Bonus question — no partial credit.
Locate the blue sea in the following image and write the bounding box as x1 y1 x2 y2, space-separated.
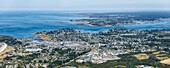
0 11 170 38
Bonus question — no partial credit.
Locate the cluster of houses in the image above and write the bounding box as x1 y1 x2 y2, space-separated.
76 49 128 64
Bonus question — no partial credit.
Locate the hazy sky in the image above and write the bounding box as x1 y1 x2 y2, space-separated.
0 0 170 11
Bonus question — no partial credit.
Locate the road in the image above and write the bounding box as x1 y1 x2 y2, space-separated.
0 42 7 53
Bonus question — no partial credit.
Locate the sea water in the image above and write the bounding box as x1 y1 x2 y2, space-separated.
0 11 170 38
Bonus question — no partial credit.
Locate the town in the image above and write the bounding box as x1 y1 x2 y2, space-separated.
0 28 170 68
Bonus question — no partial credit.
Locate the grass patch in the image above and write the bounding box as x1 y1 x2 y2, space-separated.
152 51 160 55
133 53 149 60
160 58 170 65
156 56 169 61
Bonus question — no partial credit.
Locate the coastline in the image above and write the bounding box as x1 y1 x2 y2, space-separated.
0 43 7 53
1 12 170 38
74 18 170 27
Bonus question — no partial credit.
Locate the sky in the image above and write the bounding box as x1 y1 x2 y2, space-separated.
0 0 170 11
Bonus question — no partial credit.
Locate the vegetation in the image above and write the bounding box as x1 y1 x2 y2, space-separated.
133 53 149 60
65 52 170 68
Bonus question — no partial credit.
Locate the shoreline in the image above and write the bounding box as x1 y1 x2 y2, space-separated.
33 28 170 42
75 18 170 27
0 43 7 53
1 27 170 39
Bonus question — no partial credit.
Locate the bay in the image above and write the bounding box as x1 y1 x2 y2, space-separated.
0 11 170 38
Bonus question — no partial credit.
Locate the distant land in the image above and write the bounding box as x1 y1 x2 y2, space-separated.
73 12 170 26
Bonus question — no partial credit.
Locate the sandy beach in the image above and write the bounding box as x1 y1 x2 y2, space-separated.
0 43 7 53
